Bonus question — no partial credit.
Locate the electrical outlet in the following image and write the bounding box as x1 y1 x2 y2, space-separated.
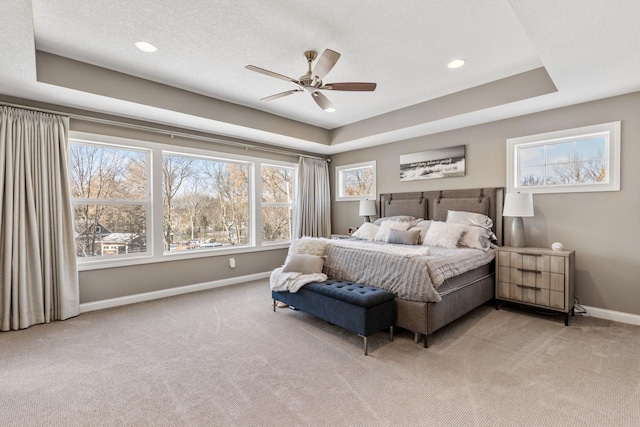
229 258 236 268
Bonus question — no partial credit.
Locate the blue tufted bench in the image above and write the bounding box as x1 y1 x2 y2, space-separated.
272 279 396 355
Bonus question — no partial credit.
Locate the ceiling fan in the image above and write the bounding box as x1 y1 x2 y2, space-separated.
245 49 377 112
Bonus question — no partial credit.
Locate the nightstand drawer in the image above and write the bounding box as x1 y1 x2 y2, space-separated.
500 283 550 306
508 252 565 273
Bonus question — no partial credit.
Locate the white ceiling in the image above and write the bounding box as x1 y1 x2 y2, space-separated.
1 0 640 155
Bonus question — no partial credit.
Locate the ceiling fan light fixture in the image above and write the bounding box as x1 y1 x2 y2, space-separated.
246 49 375 112
135 41 158 53
447 59 466 69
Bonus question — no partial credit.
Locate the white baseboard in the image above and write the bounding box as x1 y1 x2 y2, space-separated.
582 305 640 327
79 271 271 313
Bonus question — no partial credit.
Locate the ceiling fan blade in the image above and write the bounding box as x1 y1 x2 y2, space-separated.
322 82 377 91
245 65 300 84
312 91 335 112
312 49 341 80
260 90 301 101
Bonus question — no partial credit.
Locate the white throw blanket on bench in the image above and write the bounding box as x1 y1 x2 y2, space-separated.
269 267 327 293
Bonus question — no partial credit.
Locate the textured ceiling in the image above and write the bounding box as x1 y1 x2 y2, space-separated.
1 0 640 154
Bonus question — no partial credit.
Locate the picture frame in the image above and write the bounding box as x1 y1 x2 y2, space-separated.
400 145 465 181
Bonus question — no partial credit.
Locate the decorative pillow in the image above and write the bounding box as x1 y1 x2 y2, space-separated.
446 210 494 230
282 254 324 274
432 198 489 222
459 225 496 251
386 228 421 245
409 220 432 243
373 215 416 226
351 222 380 241
374 221 411 242
422 221 466 249
289 237 328 256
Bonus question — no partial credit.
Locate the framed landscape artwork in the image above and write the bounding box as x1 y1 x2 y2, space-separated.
400 145 466 181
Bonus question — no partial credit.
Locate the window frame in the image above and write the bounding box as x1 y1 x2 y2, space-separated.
506 121 621 194
335 160 377 201
160 150 254 254
70 138 153 261
69 131 297 271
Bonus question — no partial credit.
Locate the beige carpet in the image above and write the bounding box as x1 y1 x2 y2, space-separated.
1 279 639 427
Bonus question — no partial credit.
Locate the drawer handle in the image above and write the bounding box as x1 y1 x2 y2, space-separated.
517 268 541 274
516 284 541 291
515 253 542 256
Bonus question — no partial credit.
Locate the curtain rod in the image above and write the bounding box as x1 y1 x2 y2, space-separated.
1 101 330 162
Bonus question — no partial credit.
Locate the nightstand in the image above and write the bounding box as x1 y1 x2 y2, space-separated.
495 246 575 325
330 234 351 240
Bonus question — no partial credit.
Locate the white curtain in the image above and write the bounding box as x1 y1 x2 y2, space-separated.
294 157 331 238
0 106 79 331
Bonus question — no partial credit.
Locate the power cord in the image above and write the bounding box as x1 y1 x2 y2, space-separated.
573 296 588 316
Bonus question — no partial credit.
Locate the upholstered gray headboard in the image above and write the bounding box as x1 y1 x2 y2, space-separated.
379 187 504 245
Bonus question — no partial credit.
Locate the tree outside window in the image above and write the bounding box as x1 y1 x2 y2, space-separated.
507 122 620 194
261 164 295 243
162 153 250 252
70 142 149 258
335 161 376 201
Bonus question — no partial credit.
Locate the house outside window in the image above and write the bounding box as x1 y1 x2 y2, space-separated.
507 122 621 194
335 160 376 201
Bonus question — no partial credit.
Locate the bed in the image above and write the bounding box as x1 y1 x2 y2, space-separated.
332 187 504 347
272 187 504 347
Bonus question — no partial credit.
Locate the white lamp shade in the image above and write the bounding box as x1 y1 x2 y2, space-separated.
359 199 377 217
503 193 534 217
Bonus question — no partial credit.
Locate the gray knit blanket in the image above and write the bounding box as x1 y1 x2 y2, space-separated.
322 241 494 303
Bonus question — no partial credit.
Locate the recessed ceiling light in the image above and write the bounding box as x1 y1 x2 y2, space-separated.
447 59 466 69
135 41 158 53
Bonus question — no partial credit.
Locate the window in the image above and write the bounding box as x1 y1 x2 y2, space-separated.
69 132 297 268
162 152 250 252
335 160 376 201
70 141 150 259
507 122 620 194
261 164 295 243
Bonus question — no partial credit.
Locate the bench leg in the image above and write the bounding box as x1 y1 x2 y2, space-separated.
362 335 368 356
272 299 276 312
390 326 394 342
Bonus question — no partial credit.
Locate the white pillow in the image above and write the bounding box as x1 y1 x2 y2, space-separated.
374 221 411 242
459 225 495 251
446 210 494 230
423 221 466 249
373 215 416 226
282 254 324 274
289 237 328 256
351 222 380 241
409 220 432 244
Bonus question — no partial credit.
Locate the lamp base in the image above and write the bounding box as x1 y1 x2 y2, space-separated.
509 217 526 247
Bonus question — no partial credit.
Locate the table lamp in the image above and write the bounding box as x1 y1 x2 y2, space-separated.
359 199 377 223
502 192 534 247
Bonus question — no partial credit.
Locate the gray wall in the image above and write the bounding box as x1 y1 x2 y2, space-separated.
79 249 287 303
330 92 640 316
